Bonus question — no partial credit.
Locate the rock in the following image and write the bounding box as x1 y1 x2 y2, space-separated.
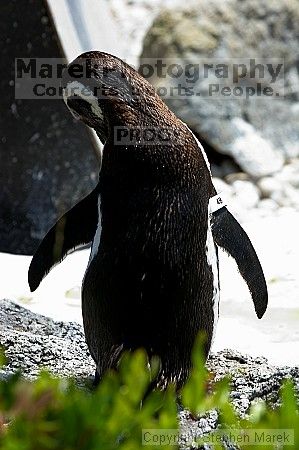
212 177 233 197
214 179 261 222
180 349 299 449
275 159 299 189
225 172 251 184
0 299 94 381
230 180 260 209
110 0 184 66
258 174 299 209
140 0 299 177
0 1 98 255
229 119 284 178
271 184 299 209
258 177 282 197
258 198 279 213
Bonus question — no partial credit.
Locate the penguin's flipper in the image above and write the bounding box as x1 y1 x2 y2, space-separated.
28 185 99 292
211 207 268 319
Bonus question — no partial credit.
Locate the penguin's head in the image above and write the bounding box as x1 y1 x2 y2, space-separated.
62 51 167 144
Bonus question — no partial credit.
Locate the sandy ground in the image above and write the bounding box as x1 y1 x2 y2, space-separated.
1 209 298 367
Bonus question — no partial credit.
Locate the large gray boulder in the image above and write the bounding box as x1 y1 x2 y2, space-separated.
140 0 299 177
0 0 98 255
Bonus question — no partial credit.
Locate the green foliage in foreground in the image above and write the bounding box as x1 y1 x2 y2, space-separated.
0 338 297 450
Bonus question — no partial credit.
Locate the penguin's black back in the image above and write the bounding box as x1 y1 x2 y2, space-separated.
82 132 215 388
29 51 267 389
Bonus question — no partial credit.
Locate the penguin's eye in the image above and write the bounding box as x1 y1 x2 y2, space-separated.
67 92 104 123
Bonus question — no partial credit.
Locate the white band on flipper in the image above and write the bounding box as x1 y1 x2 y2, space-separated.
209 193 227 214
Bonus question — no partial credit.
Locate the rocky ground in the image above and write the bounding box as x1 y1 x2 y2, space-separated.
180 350 299 449
0 299 94 382
0 299 298 449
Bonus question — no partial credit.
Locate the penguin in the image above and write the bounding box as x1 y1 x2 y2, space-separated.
28 51 268 389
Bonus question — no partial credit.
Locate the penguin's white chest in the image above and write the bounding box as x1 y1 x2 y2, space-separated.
205 216 220 346
85 196 102 274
